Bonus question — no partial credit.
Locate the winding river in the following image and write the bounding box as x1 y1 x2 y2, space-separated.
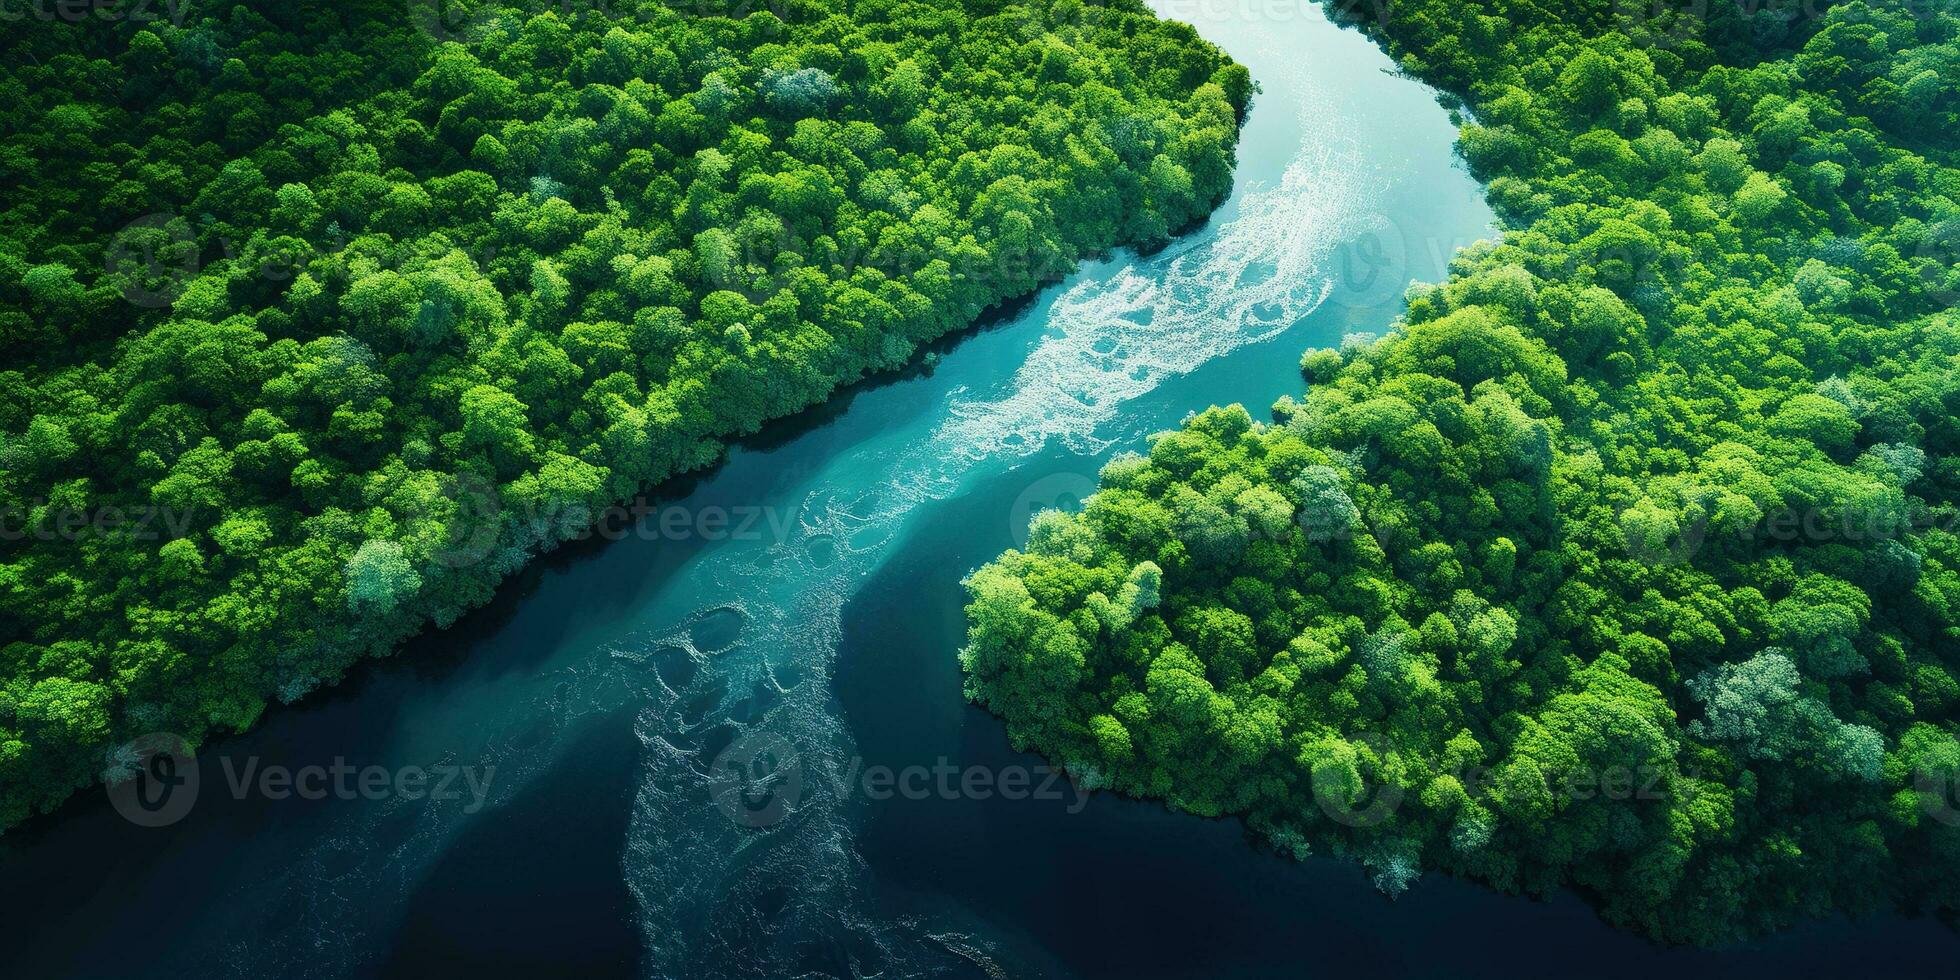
3 5 1955 978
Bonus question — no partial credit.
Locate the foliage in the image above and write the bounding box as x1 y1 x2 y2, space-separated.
963 0 1960 943
0 0 1245 828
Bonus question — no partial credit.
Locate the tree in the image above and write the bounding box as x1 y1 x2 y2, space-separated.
959 0 1960 944
345 539 421 615
765 67 842 118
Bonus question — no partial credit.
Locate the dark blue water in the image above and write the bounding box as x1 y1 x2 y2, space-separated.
1 5 1954 977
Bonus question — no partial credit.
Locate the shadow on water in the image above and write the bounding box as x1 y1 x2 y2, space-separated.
0 194 1162 979
836 443 1960 980
12 1 1959 976
0 253 1077 857
378 710 643 980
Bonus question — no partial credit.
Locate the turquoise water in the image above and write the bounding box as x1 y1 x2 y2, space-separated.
2 6 1952 977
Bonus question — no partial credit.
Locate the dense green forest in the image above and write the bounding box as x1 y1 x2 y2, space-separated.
963 0 1960 944
0 0 1245 829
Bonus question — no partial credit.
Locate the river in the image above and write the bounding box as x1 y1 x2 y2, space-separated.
2 4 1954 977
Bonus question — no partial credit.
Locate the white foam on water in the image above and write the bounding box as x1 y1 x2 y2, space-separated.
180 55 1385 980
939 134 1353 463
618 75 1378 979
